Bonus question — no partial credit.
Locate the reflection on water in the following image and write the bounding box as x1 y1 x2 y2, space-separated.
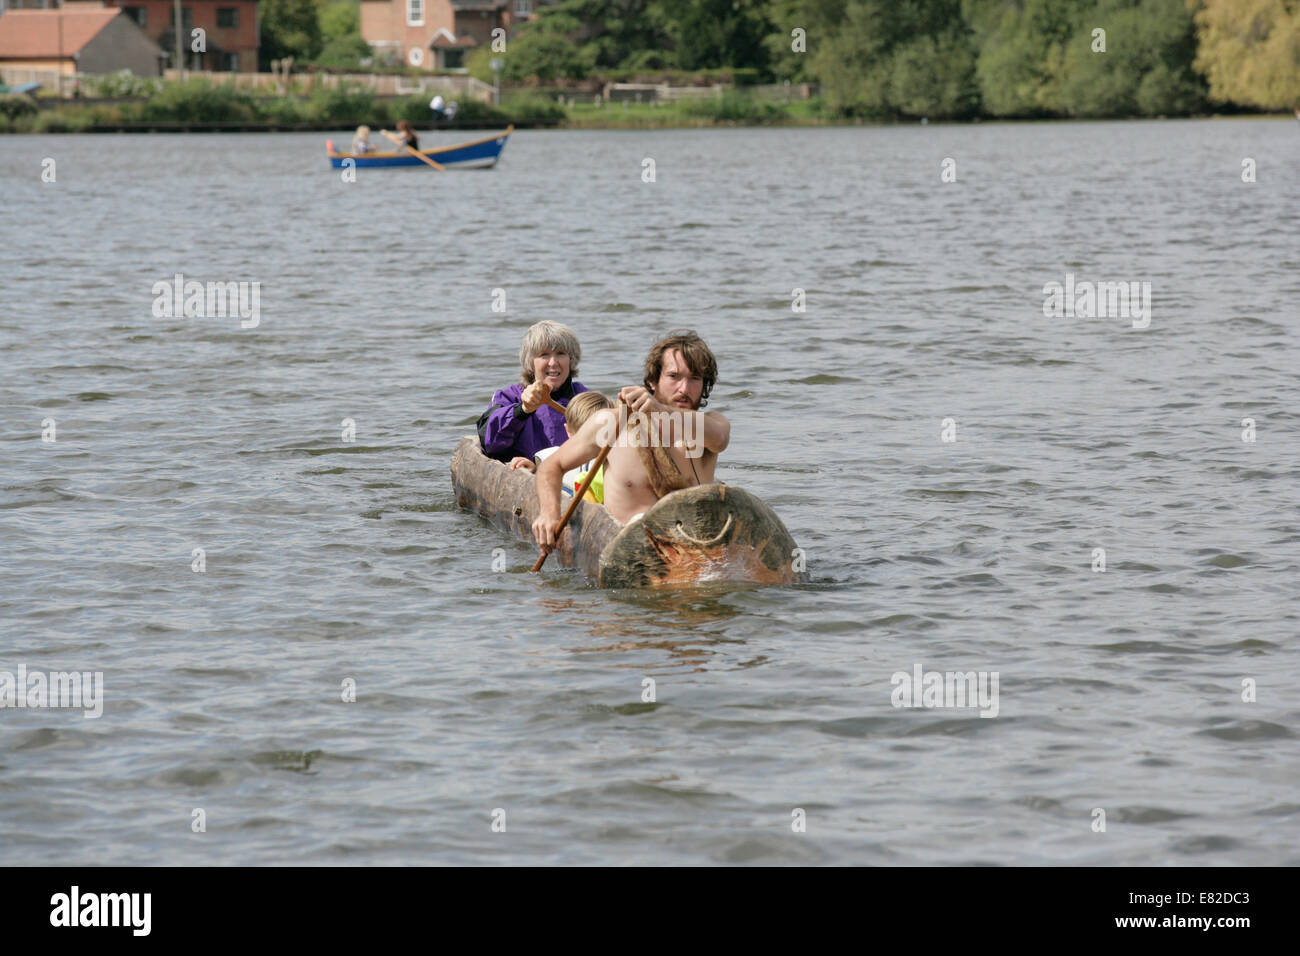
531 590 747 672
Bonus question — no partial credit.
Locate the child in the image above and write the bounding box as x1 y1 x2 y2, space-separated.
352 125 372 155
518 391 613 504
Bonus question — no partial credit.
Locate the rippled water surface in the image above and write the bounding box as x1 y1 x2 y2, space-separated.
2 120 1298 865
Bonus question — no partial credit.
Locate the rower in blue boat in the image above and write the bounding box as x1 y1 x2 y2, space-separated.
352 125 373 155
393 120 419 152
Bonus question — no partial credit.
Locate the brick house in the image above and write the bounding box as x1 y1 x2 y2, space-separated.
361 0 525 70
4 0 260 71
104 0 259 71
0 8 164 76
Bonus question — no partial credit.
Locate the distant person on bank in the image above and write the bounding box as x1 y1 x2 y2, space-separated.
477 321 589 465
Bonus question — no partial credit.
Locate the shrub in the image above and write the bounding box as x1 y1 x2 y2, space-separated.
391 93 437 124
306 82 380 125
501 94 566 125
32 109 95 132
452 99 510 125
141 78 258 123
315 35 372 70
262 97 309 125
681 89 782 123
81 70 162 98
0 92 38 119
86 104 125 125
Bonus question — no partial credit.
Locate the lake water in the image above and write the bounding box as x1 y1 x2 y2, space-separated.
1 120 1297 865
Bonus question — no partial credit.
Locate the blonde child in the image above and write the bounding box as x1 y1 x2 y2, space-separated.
516 391 613 503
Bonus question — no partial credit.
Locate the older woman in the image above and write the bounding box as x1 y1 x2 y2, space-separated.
477 321 588 466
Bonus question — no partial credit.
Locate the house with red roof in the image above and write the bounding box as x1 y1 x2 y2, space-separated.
99 0 260 71
361 0 524 71
0 1 260 72
0 7 163 76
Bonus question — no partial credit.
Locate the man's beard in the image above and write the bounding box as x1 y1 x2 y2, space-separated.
653 389 699 411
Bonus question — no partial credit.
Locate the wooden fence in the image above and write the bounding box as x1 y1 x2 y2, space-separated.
161 69 494 101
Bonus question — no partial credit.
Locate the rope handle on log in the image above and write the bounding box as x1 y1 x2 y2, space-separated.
532 398 626 573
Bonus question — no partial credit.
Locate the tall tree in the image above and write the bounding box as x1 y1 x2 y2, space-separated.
260 0 324 69
966 0 1090 117
1057 0 1205 117
658 0 772 72
1194 0 1300 110
799 0 979 118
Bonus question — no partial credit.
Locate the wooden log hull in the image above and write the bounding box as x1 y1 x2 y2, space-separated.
450 436 806 587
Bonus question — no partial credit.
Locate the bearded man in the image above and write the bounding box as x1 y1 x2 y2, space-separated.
532 330 730 554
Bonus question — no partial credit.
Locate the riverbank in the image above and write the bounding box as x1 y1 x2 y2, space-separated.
0 84 1287 134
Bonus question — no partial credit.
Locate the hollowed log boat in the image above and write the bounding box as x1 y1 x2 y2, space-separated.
450 436 806 588
326 127 513 169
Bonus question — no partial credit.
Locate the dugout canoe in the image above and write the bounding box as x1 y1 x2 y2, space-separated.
450 436 806 588
325 127 513 169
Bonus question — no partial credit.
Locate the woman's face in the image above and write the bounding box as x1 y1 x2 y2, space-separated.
532 349 570 390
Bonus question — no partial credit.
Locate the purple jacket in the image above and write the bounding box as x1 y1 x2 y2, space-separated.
476 376 588 462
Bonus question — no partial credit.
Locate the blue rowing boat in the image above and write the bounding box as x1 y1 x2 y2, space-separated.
326 126 513 169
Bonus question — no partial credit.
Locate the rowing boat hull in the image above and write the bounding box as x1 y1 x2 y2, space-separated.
326 126 513 169
450 436 805 587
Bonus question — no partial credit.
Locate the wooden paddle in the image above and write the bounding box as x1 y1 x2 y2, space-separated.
535 382 569 417
379 129 445 171
532 399 625 573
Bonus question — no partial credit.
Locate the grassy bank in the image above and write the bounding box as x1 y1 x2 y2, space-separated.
1 81 1284 133
0 81 565 134
0 80 844 133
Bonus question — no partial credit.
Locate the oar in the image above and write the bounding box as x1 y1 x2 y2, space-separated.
532 400 625 573
536 382 569 417
380 129 445 171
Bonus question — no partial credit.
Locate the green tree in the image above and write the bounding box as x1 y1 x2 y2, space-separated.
762 0 818 82
966 0 1089 116
316 34 371 69
260 0 324 69
495 0 780 81
319 1 361 43
890 30 980 118
314 0 368 68
1057 0 1205 117
796 0 978 118
1194 0 1300 110
658 0 772 73
500 29 597 83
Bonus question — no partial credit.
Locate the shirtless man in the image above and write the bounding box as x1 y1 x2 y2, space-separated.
532 331 730 556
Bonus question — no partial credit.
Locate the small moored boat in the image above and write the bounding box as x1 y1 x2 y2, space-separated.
326 126 513 169
450 436 806 588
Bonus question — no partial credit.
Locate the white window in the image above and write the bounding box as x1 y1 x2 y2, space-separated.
407 0 424 27
515 0 534 14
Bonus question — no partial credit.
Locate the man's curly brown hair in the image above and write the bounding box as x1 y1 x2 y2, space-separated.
642 330 717 409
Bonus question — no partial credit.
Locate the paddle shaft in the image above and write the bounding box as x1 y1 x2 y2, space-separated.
379 129 445 171
531 400 624 573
